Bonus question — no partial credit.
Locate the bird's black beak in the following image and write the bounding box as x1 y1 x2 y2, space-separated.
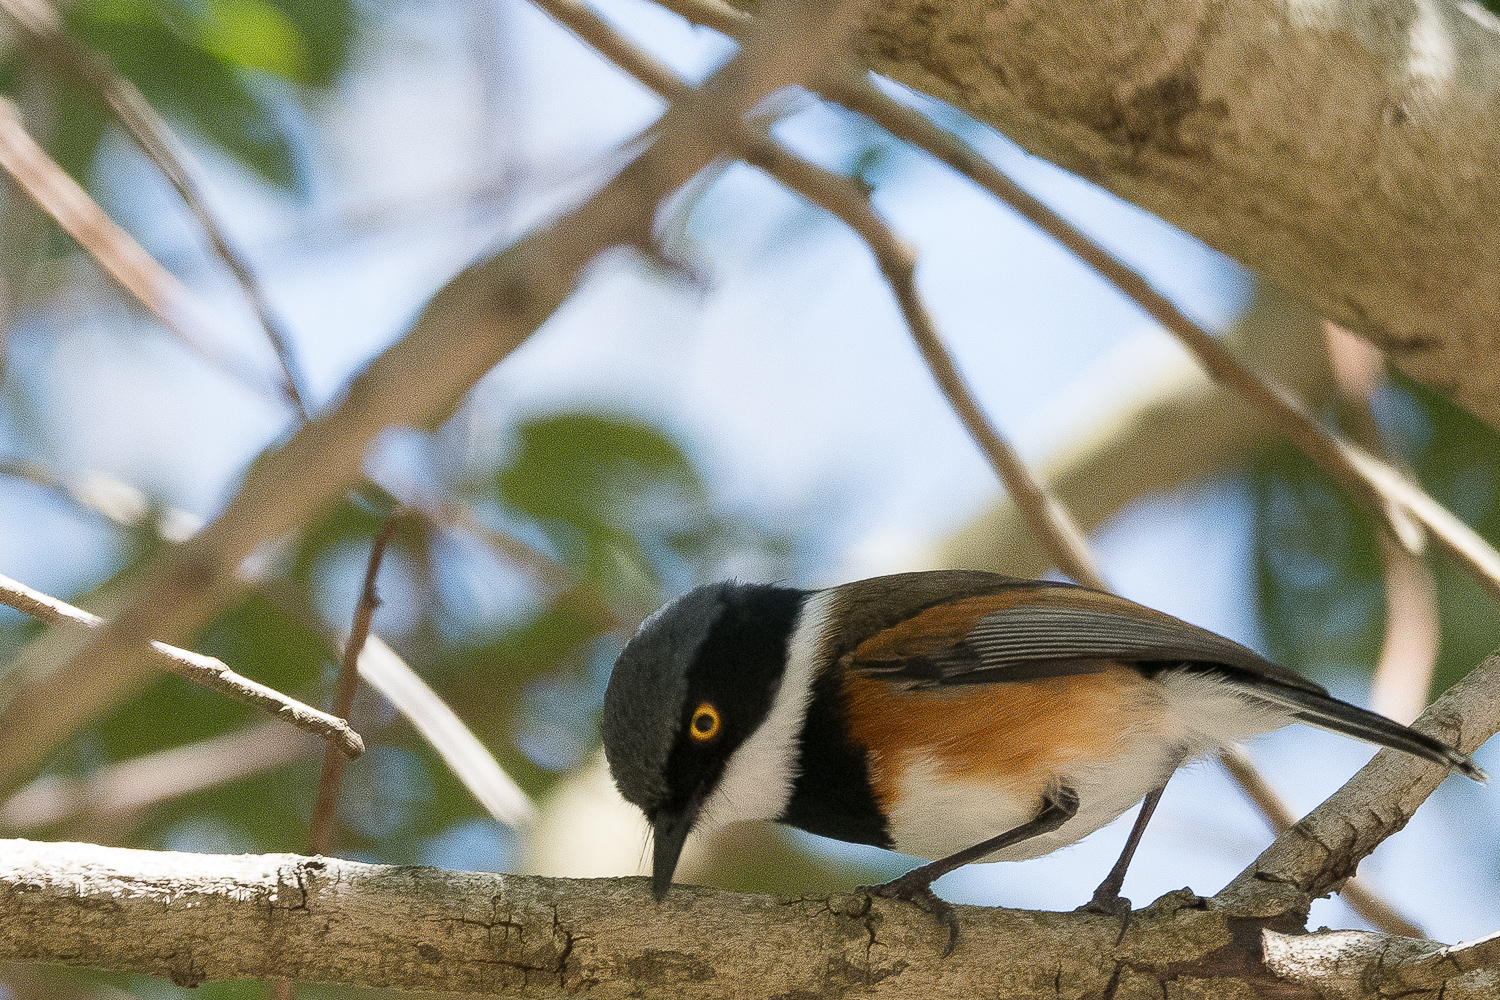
651 808 696 901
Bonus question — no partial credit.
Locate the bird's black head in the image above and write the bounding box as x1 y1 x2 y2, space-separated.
600 581 808 899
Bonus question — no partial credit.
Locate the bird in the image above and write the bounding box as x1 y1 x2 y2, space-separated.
599 569 1485 953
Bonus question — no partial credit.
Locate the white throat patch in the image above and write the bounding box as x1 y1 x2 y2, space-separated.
697 590 835 829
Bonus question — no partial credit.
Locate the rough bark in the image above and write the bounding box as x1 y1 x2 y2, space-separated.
855 0 1500 429
1 837 1491 999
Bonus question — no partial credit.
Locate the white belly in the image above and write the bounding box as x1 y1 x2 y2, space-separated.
883 671 1289 861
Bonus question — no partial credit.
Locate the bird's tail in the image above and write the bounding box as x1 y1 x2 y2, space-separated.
1237 678 1487 782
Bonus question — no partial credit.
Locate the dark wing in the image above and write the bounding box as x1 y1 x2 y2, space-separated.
846 579 1324 694
841 576 1485 780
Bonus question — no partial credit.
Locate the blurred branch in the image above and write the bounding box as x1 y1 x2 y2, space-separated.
0 97 277 396
0 0 870 795
0 838 1494 997
356 635 536 829
308 517 398 855
652 0 746 33
0 720 317 832
0 0 311 417
1325 321 1439 726
939 286 1330 575
1217 651 1500 915
0 570 364 759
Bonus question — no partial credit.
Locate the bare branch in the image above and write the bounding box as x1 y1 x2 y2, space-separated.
1217 652 1500 914
1325 321 1439 726
0 571 363 759
1217 745 1423 938
0 0 312 417
0 720 317 832
308 517 399 854
4 837 1487 997
0 97 275 396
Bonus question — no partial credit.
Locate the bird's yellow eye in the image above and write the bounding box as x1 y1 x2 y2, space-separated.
689 702 721 742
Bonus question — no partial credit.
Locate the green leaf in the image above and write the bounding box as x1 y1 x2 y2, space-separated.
198 0 310 82
496 413 708 589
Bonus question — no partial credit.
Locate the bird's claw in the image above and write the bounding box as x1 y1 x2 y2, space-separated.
860 875 960 956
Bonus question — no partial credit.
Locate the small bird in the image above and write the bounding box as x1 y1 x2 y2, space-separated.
599 570 1485 952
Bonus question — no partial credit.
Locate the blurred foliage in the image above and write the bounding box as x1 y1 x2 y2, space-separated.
3 0 357 192
1251 371 1500 696
8 409 795 867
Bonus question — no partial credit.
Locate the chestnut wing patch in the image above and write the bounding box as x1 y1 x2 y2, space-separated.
851 585 1324 693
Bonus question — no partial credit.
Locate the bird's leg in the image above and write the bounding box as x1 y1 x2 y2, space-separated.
1079 781 1167 918
862 786 1079 956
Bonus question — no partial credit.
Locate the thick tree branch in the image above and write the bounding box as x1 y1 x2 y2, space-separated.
845 0 1500 432
7 838 1493 998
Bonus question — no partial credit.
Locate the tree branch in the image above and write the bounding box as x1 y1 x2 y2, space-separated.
0 0 312 417
1217 652 1500 916
0 571 363 759
4 837 1484 998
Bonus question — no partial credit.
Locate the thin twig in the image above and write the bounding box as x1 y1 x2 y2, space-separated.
0 97 277 395
0 0 312 418
308 516 400 855
1325 321 1439 726
0 571 363 758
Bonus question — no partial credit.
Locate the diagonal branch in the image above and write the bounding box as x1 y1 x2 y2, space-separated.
0 571 363 758
821 74 1500 609
0 97 278 396
0 0 312 417
1216 651 1500 915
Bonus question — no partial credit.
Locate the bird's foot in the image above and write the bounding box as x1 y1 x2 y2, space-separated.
861 873 960 956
